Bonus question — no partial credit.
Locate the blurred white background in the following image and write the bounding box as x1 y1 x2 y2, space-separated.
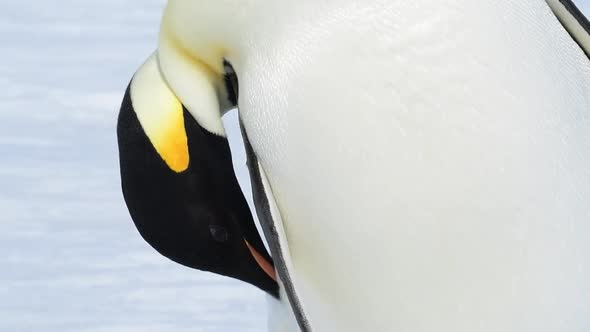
0 1 588 331
0 1 266 331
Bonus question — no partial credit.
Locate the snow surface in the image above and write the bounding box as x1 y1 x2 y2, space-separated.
0 1 266 332
0 1 589 331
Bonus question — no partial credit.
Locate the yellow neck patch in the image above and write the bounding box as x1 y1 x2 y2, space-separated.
130 53 189 173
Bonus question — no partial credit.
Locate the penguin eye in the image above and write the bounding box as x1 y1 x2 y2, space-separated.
209 224 230 243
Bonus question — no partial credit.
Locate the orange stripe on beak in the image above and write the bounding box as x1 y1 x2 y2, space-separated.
245 240 277 282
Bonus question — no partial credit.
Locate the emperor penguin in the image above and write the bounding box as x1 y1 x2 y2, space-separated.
117 0 590 331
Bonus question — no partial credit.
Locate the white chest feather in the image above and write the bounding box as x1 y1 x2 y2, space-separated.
236 1 590 331
157 0 590 330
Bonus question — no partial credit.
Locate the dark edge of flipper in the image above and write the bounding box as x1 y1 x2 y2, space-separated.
239 119 312 332
559 0 590 34
547 0 590 57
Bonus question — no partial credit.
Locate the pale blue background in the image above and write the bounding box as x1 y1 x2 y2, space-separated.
0 1 588 331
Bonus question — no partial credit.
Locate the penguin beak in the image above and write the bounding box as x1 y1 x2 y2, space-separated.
245 240 277 282
117 53 278 297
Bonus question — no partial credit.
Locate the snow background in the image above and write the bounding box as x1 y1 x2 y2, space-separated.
0 1 588 331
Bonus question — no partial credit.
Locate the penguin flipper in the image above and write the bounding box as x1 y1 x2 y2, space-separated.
239 119 312 332
546 0 590 58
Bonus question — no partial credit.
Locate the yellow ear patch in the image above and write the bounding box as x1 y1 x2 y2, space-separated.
151 105 189 172
130 53 189 173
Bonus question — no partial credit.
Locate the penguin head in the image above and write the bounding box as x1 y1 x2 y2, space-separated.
117 53 277 296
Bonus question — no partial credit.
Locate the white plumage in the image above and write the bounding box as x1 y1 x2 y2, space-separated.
157 1 590 330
